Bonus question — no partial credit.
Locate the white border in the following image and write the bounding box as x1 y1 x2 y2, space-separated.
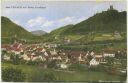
0 0 127 82
0 0 1 82
1 0 127 1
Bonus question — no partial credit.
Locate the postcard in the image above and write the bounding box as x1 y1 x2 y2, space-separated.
1 0 127 82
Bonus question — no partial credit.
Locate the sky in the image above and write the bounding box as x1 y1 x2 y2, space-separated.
1 1 127 33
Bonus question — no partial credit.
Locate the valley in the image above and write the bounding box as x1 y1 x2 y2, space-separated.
1 6 127 82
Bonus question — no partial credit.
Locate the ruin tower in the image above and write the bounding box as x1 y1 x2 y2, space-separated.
110 5 114 10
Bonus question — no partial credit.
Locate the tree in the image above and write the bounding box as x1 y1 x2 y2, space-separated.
120 59 127 69
10 54 21 65
31 71 57 82
2 67 26 82
47 60 57 68
105 57 117 74
1 50 7 61
105 57 114 66
43 72 56 81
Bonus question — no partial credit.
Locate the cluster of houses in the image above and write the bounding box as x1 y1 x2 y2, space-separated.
2 42 123 69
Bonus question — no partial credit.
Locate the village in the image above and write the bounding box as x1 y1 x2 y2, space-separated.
2 40 127 73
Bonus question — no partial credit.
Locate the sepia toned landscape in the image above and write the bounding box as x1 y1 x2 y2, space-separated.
1 1 127 82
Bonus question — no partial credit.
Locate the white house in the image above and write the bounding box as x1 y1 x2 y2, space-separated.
103 53 115 57
86 51 90 56
12 50 20 55
41 48 46 52
114 31 122 39
60 63 68 69
44 52 49 56
40 56 46 61
50 49 57 56
65 57 69 63
22 54 31 61
3 55 10 61
90 58 99 66
90 51 95 57
78 54 84 62
31 56 39 61
57 56 62 60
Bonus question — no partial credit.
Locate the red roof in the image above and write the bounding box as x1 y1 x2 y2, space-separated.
11 46 21 51
1 44 10 48
36 48 43 51
67 51 86 57
13 43 20 48
30 45 37 48
2 45 12 51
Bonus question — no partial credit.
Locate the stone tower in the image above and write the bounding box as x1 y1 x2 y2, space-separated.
110 5 114 10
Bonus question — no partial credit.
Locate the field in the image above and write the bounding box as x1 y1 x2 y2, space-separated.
2 62 126 82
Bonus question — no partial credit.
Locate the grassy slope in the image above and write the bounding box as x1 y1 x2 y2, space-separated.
49 10 126 37
1 17 35 38
2 62 125 82
45 9 126 51
49 24 74 36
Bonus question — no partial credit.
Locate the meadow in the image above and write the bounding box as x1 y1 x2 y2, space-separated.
2 62 126 82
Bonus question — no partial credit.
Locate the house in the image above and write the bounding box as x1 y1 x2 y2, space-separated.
86 51 90 56
94 55 106 63
9 42 24 55
114 31 122 39
41 48 46 52
3 55 10 61
12 50 21 55
57 56 62 60
1 45 10 50
90 51 95 57
64 38 71 44
31 55 46 61
103 53 115 57
60 57 69 63
65 57 69 63
51 55 62 61
60 63 68 69
44 51 49 56
1 47 7 51
84 51 90 59
31 56 39 61
67 39 71 43
50 49 58 56
39 56 46 61
22 54 31 61
89 58 99 66
78 54 84 62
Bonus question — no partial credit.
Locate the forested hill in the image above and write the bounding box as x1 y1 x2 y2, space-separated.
1 7 127 44
1 16 41 44
50 8 126 35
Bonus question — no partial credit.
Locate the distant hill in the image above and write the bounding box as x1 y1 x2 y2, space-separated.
31 30 47 36
1 16 41 44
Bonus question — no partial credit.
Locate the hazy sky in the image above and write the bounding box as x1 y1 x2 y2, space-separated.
2 1 127 32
